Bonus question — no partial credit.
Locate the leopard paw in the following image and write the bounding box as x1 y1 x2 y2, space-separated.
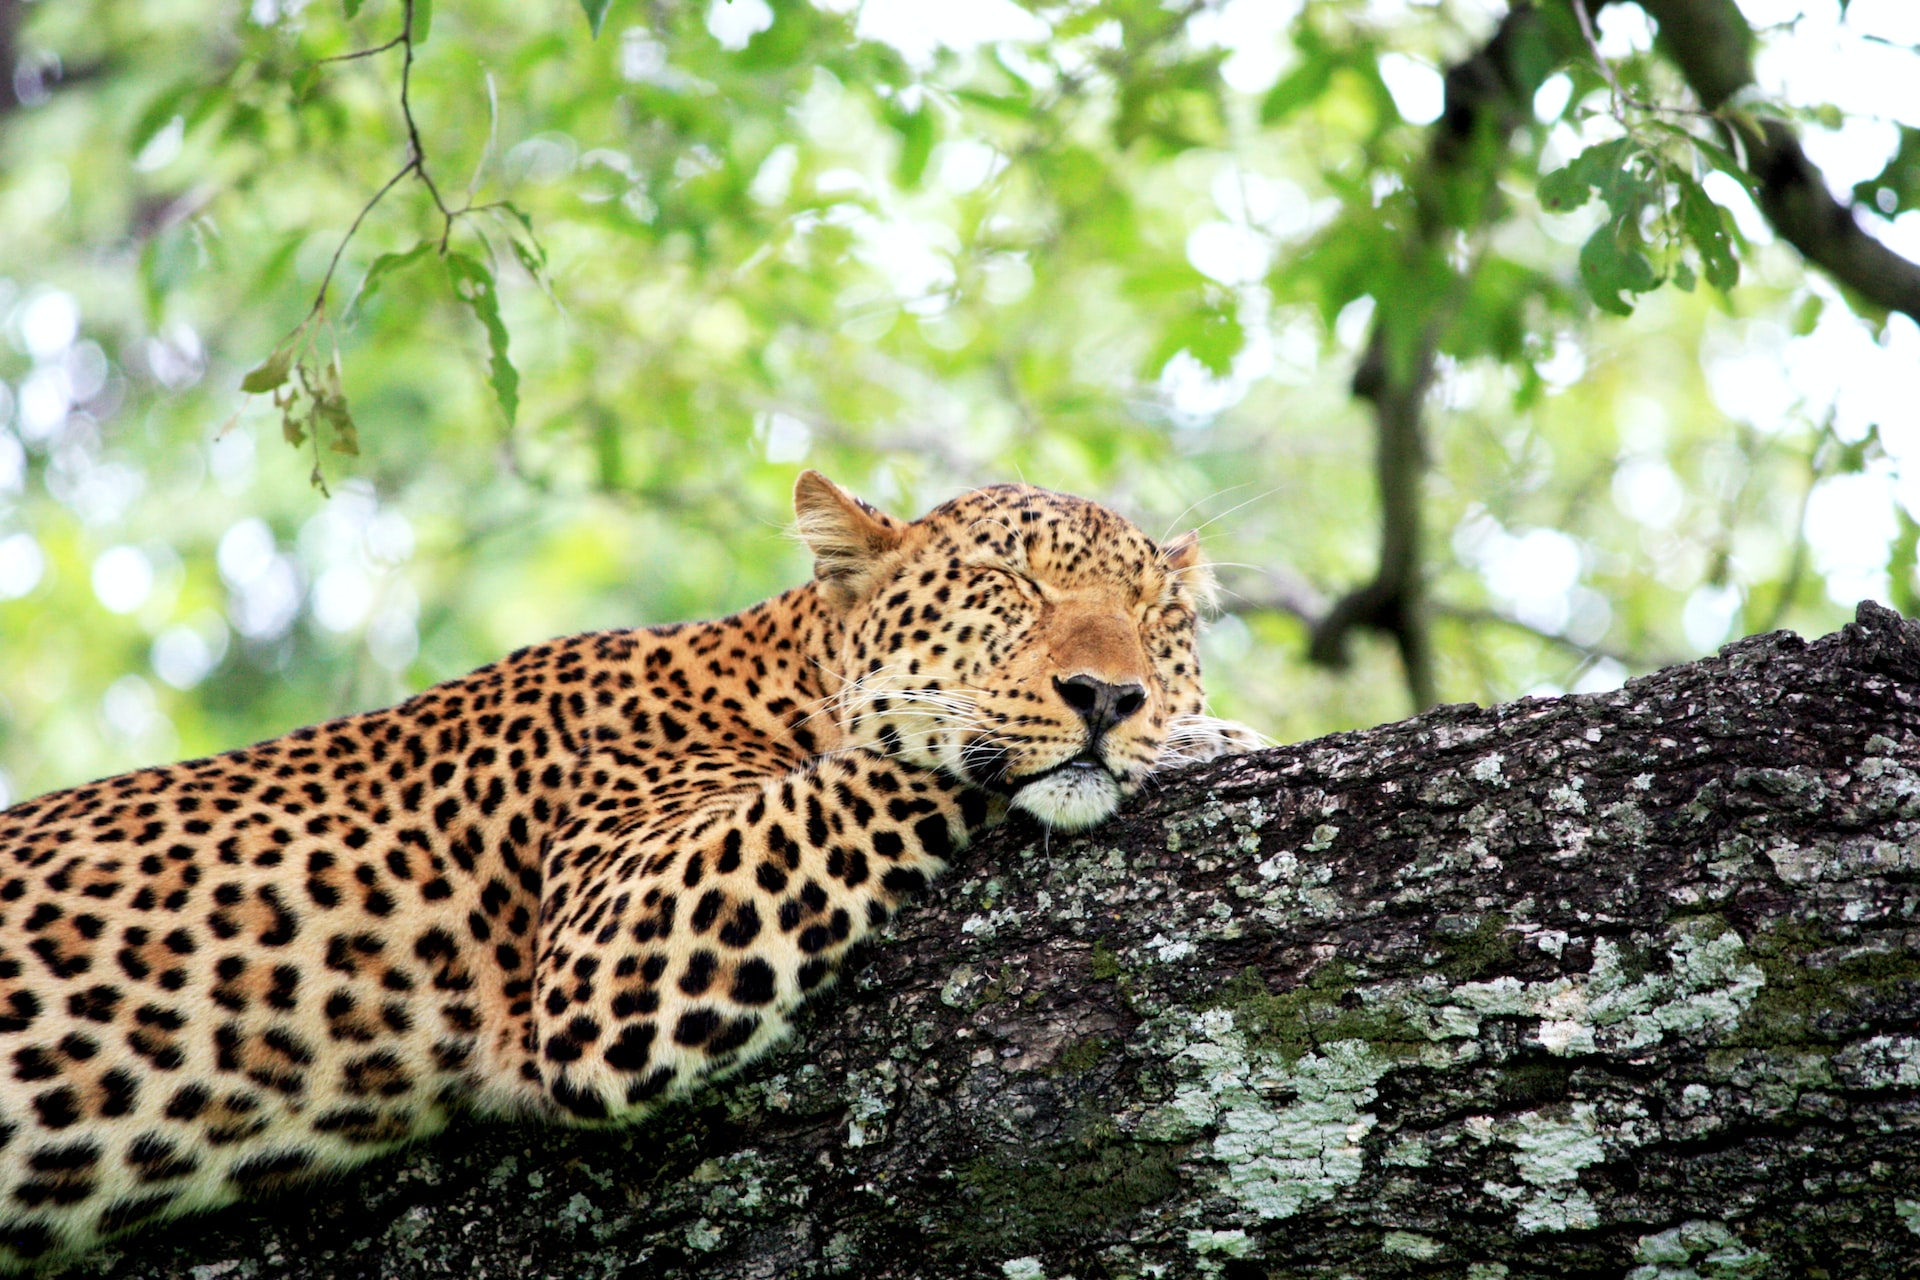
1158 715 1274 768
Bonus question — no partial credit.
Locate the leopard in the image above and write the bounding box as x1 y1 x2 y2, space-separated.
0 471 1266 1268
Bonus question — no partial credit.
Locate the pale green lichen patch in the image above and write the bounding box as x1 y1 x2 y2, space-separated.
940 964 978 1008
1146 932 1197 964
1143 1008 1419 1222
1495 1103 1605 1233
1423 920 1764 1058
683 1218 726 1252
1163 796 1276 864
842 1062 900 1148
1895 1199 1920 1237
1235 841 1344 918
959 906 1024 943
1162 800 1236 853
1546 779 1588 814
1381 1230 1443 1259
1186 1227 1253 1256
1837 750 1920 827
1765 833 1920 883
1419 771 1472 807
1833 1034 1920 1087
1585 924 1765 1048
1628 1219 1771 1278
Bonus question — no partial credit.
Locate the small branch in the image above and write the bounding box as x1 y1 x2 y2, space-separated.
1431 601 1679 671
314 34 405 65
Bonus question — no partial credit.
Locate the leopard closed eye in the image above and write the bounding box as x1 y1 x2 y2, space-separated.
0 472 1264 1269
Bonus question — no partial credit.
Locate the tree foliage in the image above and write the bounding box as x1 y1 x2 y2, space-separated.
0 0 1916 798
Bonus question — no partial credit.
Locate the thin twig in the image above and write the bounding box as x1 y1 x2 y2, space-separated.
315 35 405 65
1571 0 1716 120
1431 602 1677 671
306 159 420 320
396 0 455 245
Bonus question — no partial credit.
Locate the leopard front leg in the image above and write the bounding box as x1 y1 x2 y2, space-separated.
527 750 996 1122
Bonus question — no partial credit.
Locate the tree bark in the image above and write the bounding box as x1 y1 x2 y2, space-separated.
65 603 1920 1279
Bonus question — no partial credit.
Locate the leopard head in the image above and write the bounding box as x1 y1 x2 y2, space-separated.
797 470 1215 832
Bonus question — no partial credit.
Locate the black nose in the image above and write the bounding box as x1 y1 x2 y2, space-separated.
1053 674 1147 735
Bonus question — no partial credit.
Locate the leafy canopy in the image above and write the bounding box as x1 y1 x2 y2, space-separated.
0 0 1910 798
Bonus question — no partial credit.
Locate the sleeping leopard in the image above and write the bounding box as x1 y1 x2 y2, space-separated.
0 471 1266 1268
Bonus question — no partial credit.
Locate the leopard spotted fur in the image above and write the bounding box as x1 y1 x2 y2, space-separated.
0 473 1264 1267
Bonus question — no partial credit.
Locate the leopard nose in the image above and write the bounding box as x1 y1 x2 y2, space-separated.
1053 674 1148 735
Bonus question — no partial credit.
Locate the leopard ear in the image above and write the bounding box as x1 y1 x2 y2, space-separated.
1159 530 1217 606
794 470 907 605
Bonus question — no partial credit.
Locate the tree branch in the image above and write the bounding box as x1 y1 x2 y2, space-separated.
1628 0 1920 324
62 601 1920 1279
1305 7 1550 713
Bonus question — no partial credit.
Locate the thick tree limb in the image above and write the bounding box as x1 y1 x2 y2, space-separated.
1630 0 1920 325
65 602 1920 1279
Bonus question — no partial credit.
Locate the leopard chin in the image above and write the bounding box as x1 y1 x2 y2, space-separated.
1010 763 1123 833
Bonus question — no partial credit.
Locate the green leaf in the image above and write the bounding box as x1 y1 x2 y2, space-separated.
346 241 435 323
1147 296 1244 379
1892 506 1920 618
1791 291 1825 336
580 0 614 38
491 204 554 301
320 398 360 456
343 0 364 18
1643 120 1758 196
1852 124 1920 219
951 88 1034 122
1260 29 1337 124
446 251 519 425
494 202 537 240
1578 221 1658 316
411 0 432 46
508 237 546 281
1537 161 1593 213
1538 138 1633 214
1677 172 1739 292
887 103 937 190
241 342 298 394
130 81 197 158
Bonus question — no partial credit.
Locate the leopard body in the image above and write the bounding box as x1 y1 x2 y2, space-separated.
0 473 1262 1267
